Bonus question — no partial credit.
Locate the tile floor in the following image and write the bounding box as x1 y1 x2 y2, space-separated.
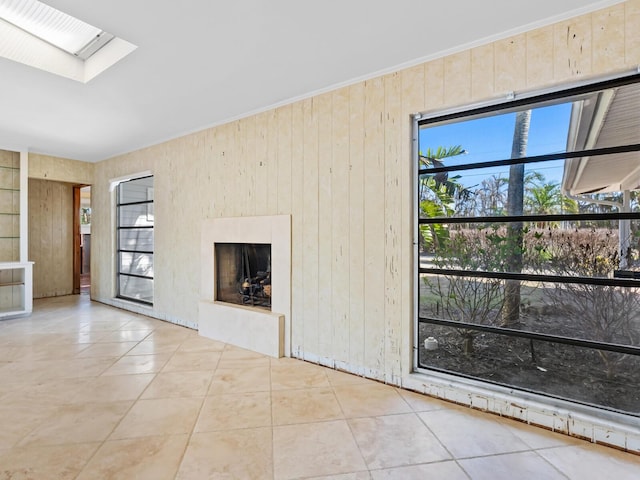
0 295 639 479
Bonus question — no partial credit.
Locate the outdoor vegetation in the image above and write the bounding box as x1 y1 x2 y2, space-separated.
417 99 640 414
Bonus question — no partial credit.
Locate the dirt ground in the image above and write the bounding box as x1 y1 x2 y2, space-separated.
418 312 640 415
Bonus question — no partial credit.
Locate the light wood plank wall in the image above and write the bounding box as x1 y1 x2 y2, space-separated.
29 154 94 185
90 1 640 381
25 154 93 299
28 179 74 298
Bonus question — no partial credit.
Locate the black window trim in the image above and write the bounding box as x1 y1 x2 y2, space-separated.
413 71 640 411
116 174 154 306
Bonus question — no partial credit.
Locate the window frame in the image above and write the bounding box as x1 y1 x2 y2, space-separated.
116 175 154 305
413 72 640 414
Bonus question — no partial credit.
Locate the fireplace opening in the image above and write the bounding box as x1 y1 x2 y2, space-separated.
215 243 271 310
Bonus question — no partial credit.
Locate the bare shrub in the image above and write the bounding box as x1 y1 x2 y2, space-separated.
532 228 640 378
426 227 506 354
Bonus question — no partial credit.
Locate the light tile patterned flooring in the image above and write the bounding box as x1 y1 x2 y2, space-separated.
0 295 638 479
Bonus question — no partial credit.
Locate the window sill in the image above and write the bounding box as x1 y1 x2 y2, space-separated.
404 369 640 453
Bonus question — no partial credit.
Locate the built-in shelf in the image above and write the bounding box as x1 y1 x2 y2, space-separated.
0 261 33 318
0 151 31 319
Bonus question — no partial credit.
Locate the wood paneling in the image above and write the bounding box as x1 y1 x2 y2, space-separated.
302 97 320 358
277 105 292 216
362 77 385 378
471 44 495 100
424 59 445 110
267 111 279 215
626 0 640 66
29 154 94 185
242 116 256 216
444 51 472 106
255 112 269 217
495 34 527 94
331 87 350 363
317 93 333 359
348 82 365 369
384 73 403 383
401 65 425 380
87 2 639 381
28 178 73 298
592 4 626 73
290 102 305 353
526 26 555 88
553 13 593 81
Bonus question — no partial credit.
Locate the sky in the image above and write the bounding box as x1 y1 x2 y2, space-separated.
419 101 573 191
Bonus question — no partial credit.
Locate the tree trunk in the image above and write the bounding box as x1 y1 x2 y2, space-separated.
502 110 531 326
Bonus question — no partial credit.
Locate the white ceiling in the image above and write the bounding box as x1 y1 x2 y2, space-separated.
0 0 623 162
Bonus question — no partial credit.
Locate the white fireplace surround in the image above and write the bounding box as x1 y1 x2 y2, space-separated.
198 215 291 357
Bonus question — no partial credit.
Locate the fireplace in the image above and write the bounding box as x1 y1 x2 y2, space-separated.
199 215 291 358
215 243 271 309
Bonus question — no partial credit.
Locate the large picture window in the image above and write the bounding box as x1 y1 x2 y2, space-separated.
415 74 640 416
117 175 154 304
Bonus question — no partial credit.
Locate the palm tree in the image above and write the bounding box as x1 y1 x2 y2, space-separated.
418 146 469 251
526 180 560 209
418 146 467 204
502 110 531 327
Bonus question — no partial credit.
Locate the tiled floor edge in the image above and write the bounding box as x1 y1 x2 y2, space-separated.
402 371 640 455
291 349 639 455
91 296 198 330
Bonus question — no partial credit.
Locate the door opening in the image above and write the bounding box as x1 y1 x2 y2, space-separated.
73 185 91 294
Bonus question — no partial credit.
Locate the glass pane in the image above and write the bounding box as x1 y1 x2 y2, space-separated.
119 204 153 228
419 82 640 170
417 79 640 416
116 176 153 305
418 154 640 220
420 103 571 169
417 324 640 416
420 218 640 276
118 176 153 204
118 275 153 303
118 228 154 251
419 274 640 348
119 252 153 278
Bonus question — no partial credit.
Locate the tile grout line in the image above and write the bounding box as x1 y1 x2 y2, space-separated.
530 449 572 480
172 337 226 479
414 400 472 479
332 375 374 478
71 313 168 479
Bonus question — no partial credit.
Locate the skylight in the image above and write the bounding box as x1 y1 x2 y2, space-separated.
0 0 136 82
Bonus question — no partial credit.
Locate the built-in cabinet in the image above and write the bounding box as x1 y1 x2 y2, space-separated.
0 150 32 318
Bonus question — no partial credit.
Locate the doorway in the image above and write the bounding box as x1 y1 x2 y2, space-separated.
74 186 91 294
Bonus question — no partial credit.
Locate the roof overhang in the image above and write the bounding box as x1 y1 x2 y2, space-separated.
562 82 640 195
